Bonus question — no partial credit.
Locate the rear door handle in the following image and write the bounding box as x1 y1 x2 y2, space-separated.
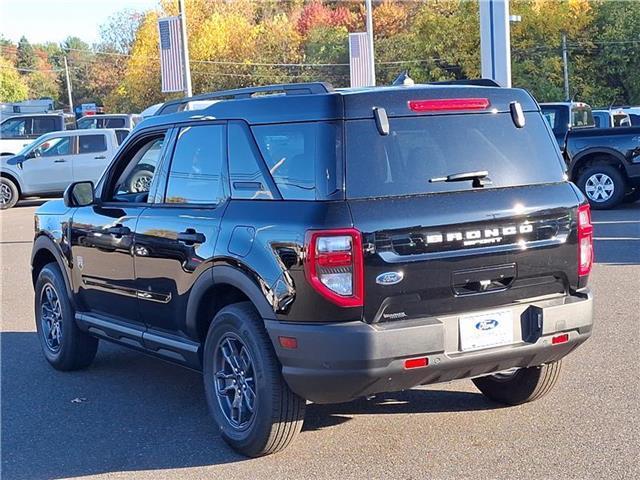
105 224 131 236
94 155 106 160
54 159 67 163
177 229 206 245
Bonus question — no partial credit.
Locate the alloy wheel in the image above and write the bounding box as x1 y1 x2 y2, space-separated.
213 333 257 430
585 173 614 202
40 283 63 353
0 183 13 206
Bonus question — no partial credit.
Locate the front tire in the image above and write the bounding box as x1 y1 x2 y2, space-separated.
577 164 626 210
0 177 19 209
35 263 99 370
472 361 562 405
203 302 305 457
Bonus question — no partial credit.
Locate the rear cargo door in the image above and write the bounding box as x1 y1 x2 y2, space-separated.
345 110 582 323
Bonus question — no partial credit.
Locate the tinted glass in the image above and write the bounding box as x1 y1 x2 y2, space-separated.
571 106 594 127
33 136 72 157
592 113 605 128
541 106 567 135
228 123 272 200
346 113 565 199
252 122 340 200
113 136 165 198
1 118 29 138
32 117 57 135
165 125 225 204
77 118 97 129
105 118 126 128
115 129 129 145
79 134 107 153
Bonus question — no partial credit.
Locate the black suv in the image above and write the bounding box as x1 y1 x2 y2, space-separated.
31 82 594 457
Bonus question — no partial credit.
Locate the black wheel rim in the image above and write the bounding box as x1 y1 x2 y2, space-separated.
0 183 13 206
40 283 62 353
213 333 257 430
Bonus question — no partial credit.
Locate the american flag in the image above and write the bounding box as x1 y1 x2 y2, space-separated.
349 32 374 88
158 16 184 93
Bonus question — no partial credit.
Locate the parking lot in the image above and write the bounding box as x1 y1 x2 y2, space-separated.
1 200 639 480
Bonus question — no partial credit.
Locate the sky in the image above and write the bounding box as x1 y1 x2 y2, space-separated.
0 0 159 45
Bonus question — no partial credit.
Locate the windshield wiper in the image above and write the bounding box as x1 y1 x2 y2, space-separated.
429 170 491 188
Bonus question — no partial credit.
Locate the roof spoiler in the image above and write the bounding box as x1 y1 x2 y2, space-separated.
428 79 501 87
155 82 334 116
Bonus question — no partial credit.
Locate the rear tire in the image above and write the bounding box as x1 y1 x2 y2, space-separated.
203 302 305 457
622 187 640 204
34 263 99 370
472 361 562 405
0 177 19 209
577 164 625 210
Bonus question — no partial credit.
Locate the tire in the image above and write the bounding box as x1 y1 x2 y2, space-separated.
576 164 626 210
472 361 562 406
128 168 154 193
0 177 19 209
203 302 305 457
622 187 640 204
34 263 99 371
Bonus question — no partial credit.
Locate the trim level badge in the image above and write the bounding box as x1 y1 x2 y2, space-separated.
376 271 404 286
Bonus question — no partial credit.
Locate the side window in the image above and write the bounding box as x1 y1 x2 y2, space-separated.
228 123 273 200
115 129 130 145
79 134 107 154
165 125 225 205
111 135 165 201
33 136 72 157
77 118 96 129
105 118 126 128
252 122 340 200
32 117 57 135
0 118 29 138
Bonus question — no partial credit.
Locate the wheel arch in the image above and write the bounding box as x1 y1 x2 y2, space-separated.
1 170 23 196
570 148 629 181
186 265 276 342
31 235 75 307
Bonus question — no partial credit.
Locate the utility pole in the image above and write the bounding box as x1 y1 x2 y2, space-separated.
178 0 193 97
63 56 73 113
364 0 376 86
562 33 570 101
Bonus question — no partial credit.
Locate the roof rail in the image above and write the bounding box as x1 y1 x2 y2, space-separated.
428 79 501 87
155 82 334 116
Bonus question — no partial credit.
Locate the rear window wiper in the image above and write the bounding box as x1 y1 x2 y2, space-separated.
429 170 491 188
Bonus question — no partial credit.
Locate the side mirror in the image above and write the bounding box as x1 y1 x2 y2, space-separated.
25 150 36 159
64 181 95 208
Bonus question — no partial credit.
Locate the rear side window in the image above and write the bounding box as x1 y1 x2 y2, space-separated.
105 118 126 128
228 123 273 200
252 122 341 200
32 117 57 135
0 118 29 138
346 113 565 199
79 134 107 153
165 125 226 205
115 129 129 145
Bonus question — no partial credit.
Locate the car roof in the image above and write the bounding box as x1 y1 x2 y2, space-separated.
79 114 137 119
38 128 119 138
139 83 538 130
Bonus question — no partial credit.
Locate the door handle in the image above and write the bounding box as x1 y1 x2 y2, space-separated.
54 159 67 163
105 224 131 236
177 229 206 245
94 155 106 160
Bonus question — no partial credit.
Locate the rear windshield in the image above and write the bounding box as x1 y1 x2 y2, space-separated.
346 112 565 199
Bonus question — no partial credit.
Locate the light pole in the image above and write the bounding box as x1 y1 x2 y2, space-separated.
365 0 376 86
178 0 192 97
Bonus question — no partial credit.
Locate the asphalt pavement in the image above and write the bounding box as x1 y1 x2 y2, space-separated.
1 200 639 480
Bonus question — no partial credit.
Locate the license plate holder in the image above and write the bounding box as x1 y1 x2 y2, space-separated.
459 309 514 352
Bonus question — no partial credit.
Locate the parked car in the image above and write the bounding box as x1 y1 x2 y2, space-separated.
32 81 593 457
76 114 141 130
592 109 632 128
1 128 126 209
0 113 76 156
541 101 640 208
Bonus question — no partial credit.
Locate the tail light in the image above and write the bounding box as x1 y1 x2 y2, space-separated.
304 229 364 307
577 204 594 276
408 98 490 112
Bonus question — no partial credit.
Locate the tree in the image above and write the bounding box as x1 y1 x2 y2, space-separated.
0 57 29 101
16 36 36 72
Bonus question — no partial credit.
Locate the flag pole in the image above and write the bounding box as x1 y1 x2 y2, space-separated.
178 0 192 97
365 0 376 86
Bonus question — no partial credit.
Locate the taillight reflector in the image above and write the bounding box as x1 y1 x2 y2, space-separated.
552 333 569 345
278 336 298 349
304 228 364 308
408 98 490 112
404 357 429 369
577 204 594 276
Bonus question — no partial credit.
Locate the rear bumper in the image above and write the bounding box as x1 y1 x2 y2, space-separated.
265 291 593 404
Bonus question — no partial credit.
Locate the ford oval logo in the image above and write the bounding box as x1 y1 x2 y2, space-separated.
475 319 499 331
376 271 404 286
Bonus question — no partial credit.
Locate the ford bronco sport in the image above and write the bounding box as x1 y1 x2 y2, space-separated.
31 81 594 457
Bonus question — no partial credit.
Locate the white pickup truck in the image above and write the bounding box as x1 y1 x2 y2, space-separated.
0 128 127 209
